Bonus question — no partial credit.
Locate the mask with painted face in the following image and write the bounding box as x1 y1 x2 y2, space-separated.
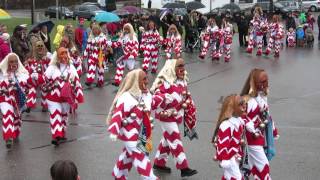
57 47 69 65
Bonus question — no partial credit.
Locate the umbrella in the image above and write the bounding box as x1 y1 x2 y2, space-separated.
30 20 55 33
221 3 241 13
186 1 205 10
94 11 120 23
162 2 186 9
112 9 130 16
121 6 143 14
0 8 11 20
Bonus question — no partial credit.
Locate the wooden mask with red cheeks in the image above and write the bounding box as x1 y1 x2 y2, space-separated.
175 58 185 80
8 54 18 72
254 71 269 93
139 70 148 93
57 47 69 65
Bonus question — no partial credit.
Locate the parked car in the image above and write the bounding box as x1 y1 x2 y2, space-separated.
73 5 104 20
45 6 73 19
300 0 320 12
276 1 300 13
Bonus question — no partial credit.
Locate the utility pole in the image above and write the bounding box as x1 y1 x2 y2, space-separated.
269 0 274 14
31 0 35 24
56 0 59 20
210 0 212 12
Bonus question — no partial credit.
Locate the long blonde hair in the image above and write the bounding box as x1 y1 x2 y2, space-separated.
123 23 136 40
213 94 238 139
167 24 180 37
240 68 268 97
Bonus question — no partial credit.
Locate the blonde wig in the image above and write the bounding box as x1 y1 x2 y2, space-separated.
106 69 144 124
0 53 28 77
123 23 136 40
240 68 268 97
150 58 188 93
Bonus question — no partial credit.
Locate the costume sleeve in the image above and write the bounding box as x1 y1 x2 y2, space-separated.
140 32 146 51
83 39 92 59
108 100 125 136
74 76 84 104
174 36 182 57
215 123 231 161
151 84 166 110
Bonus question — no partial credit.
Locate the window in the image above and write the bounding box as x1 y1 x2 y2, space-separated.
239 0 254 3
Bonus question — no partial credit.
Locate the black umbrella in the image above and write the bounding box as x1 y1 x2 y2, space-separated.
162 2 186 9
221 3 241 13
29 20 55 34
186 1 205 10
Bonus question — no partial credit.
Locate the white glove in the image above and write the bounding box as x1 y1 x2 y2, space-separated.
109 134 117 142
274 134 280 140
31 73 38 80
220 160 232 169
107 40 112 47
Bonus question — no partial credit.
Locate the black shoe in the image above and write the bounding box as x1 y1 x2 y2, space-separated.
51 138 59 146
111 82 119 87
181 168 198 177
41 107 48 112
25 107 31 113
6 139 13 149
153 164 171 173
85 82 91 87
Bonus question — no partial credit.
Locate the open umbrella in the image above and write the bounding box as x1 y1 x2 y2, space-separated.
0 8 11 20
112 9 130 16
186 1 205 10
94 11 120 23
121 6 143 14
162 2 186 9
221 3 241 13
29 20 55 33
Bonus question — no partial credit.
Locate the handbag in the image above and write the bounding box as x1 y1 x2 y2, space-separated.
60 70 75 108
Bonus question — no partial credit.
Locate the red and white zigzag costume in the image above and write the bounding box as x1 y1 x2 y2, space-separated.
108 69 158 180
0 53 30 141
245 93 278 180
140 30 162 73
287 30 296 47
44 54 84 140
83 33 108 86
264 23 284 57
163 33 182 60
215 117 245 180
25 57 50 109
199 25 222 60
222 24 233 62
112 34 139 86
247 17 267 56
69 49 83 77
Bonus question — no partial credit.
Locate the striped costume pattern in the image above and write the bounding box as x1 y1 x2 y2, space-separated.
44 64 84 139
83 34 108 86
164 35 182 60
199 26 221 60
24 57 50 109
152 80 195 170
0 72 30 141
140 30 162 73
112 35 139 86
264 23 284 57
108 92 158 180
215 117 245 180
245 94 278 180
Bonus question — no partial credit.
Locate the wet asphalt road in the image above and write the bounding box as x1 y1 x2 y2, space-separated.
0 34 320 180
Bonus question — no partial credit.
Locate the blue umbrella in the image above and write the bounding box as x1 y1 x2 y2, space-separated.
94 11 120 23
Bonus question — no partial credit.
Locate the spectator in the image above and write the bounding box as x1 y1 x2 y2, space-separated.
75 18 87 53
53 25 65 50
236 13 249 47
148 0 152 8
40 25 51 53
50 160 80 180
149 11 161 30
10 24 30 63
28 26 43 49
0 24 8 35
0 33 11 61
286 12 296 46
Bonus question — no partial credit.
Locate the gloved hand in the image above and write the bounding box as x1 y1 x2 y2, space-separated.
220 160 232 169
109 134 117 142
31 73 38 80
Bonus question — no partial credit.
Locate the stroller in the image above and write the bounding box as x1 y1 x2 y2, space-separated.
186 28 201 52
305 27 314 48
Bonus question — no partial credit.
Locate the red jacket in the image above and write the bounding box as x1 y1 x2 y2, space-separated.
0 38 10 62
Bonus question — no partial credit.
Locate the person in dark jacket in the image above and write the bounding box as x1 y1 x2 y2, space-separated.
10 25 30 63
40 25 51 53
235 12 249 47
286 12 297 46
